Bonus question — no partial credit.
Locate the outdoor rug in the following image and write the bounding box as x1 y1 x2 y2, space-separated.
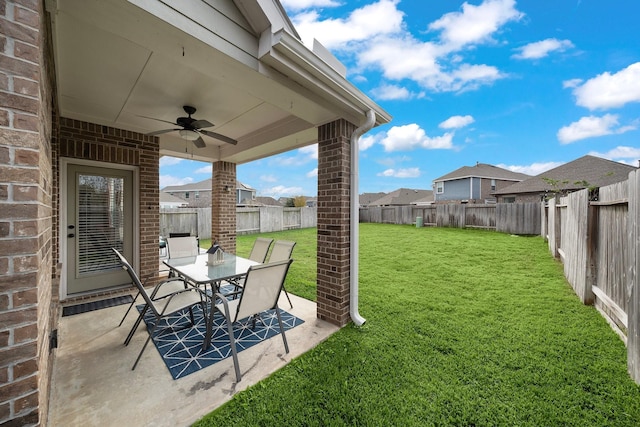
62 295 133 317
137 287 304 379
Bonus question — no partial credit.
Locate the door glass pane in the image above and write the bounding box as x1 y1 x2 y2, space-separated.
77 174 124 276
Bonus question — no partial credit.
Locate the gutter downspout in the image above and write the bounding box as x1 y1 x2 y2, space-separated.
350 109 376 326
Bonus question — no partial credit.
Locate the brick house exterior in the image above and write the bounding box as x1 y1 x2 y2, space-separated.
0 1 390 425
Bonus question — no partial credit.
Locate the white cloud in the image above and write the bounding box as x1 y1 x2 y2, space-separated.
562 78 583 89
512 38 573 60
377 167 421 178
294 0 521 94
298 144 318 159
496 162 564 176
439 115 475 129
588 146 640 163
159 175 193 189
359 134 379 151
380 124 454 151
306 168 318 178
557 114 636 144
291 0 404 49
159 156 183 166
371 84 424 101
428 0 524 49
572 62 640 110
260 174 278 183
260 185 305 197
194 165 212 174
281 0 340 11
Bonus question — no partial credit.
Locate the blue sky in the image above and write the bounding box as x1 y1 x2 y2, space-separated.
160 0 640 197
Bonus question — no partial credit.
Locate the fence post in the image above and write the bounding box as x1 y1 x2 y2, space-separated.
628 170 640 383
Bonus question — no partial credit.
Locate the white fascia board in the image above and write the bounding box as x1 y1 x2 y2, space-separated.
259 29 391 127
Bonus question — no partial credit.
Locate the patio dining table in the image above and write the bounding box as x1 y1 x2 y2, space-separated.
163 253 260 350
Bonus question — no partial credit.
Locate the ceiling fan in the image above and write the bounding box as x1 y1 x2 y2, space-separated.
143 105 237 147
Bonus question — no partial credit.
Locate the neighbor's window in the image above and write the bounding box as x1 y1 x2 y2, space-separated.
195 191 199 199
185 192 190 199
491 179 496 191
436 182 444 194
504 196 516 203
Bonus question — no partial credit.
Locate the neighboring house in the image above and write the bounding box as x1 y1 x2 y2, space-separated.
1 1 391 424
494 155 638 203
160 192 188 208
161 179 256 207
255 196 282 206
368 188 433 206
359 192 387 207
305 197 318 207
433 163 530 204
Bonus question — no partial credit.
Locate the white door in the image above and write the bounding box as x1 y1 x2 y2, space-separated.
65 164 134 295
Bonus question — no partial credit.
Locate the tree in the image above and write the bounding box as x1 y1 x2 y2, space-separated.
293 195 307 207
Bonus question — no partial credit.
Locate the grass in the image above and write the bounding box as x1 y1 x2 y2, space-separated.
200 229 318 301
196 224 640 426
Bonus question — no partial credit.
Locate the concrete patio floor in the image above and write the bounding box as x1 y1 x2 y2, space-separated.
47 290 338 426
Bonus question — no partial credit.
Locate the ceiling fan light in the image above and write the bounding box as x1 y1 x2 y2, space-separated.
179 129 199 141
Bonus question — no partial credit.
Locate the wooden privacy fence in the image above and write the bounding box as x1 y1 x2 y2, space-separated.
359 202 541 235
542 170 640 383
160 206 317 239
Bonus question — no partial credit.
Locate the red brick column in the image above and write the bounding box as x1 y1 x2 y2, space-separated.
317 119 356 326
211 161 237 253
0 1 55 424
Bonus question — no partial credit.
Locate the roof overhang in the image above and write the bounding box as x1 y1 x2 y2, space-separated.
47 0 390 165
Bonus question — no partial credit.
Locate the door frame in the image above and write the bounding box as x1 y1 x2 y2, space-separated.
59 157 140 300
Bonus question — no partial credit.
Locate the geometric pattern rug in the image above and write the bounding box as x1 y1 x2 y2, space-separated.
138 288 304 379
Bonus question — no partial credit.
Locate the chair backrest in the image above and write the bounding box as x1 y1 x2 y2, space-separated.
248 237 273 263
269 240 296 263
112 248 156 312
166 236 199 259
233 259 292 321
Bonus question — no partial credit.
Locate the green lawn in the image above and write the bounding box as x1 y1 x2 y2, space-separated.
196 224 640 426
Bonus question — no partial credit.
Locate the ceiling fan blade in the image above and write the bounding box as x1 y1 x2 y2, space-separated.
191 119 214 129
138 115 179 126
200 129 238 145
146 128 180 136
192 136 206 149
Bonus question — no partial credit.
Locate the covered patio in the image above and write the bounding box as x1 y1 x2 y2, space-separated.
48 291 338 426
0 0 390 425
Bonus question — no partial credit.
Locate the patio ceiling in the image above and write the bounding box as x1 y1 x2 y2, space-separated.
48 0 390 164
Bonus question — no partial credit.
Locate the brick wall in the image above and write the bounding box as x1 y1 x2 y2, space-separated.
0 0 55 425
53 118 160 290
316 119 355 326
211 161 236 253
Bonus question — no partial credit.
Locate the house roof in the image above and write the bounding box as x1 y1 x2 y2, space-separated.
494 155 638 195
255 196 281 206
50 0 390 166
159 192 187 206
161 179 254 192
434 163 530 182
367 188 433 206
359 192 387 206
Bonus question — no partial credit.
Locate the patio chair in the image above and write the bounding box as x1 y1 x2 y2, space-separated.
267 240 296 308
166 236 199 259
213 258 293 382
112 248 208 370
116 237 198 327
224 237 273 296
248 237 274 262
